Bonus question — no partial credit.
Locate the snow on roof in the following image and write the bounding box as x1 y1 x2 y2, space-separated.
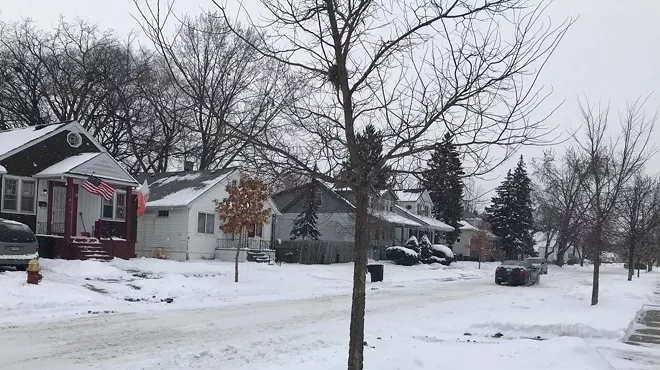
136 168 235 208
372 210 422 227
393 205 453 231
0 165 5 174
0 123 67 158
459 220 479 231
394 190 421 202
34 153 101 177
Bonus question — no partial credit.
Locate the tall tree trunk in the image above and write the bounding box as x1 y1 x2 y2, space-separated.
627 241 635 281
579 247 585 267
591 224 602 306
347 188 369 370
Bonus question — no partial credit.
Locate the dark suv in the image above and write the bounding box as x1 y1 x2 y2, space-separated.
0 219 38 270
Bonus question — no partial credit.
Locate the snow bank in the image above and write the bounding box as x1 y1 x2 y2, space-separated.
432 244 454 258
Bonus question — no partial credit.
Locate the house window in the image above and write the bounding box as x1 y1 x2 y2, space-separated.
157 210 169 217
102 191 126 220
1 177 36 214
247 224 263 238
423 205 429 217
197 212 215 234
417 204 423 215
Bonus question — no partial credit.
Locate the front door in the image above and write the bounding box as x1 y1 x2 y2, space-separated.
51 186 66 235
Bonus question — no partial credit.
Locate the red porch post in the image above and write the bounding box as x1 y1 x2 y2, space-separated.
63 177 75 241
124 186 133 242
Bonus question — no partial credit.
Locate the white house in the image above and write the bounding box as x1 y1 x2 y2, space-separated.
135 168 281 262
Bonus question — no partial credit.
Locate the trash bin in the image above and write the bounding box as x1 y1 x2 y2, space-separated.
367 264 384 283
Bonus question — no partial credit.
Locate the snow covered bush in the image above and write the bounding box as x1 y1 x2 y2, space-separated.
405 236 420 253
385 246 420 266
419 235 433 263
432 244 455 265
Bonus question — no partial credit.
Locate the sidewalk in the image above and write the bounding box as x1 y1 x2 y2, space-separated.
626 282 660 346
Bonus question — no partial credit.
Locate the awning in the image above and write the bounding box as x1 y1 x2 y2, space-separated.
33 152 138 186
371 210 422 227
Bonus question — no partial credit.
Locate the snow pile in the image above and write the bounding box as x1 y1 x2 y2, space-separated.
386 246 418 257
432 244 454 258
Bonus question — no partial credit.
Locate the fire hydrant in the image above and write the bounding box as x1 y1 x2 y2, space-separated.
26 259 42 285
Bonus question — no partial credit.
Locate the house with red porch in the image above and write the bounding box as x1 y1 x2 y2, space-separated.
0 121 139 260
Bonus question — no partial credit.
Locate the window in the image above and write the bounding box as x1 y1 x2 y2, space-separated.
157 210 169 217
1 177 36 214
197 212 215 234
423 205 430 217
417 204 423 215
248 224 263 238
102 191 126 220
2 178 18 211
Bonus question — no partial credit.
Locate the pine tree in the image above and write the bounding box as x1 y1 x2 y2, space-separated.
423 133 465 246
510 156 536 256
485 156 536 260
343 124 392 190
290 181 321 240
485 170 517 259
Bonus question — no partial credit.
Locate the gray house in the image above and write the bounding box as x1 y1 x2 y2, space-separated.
272 182 452 249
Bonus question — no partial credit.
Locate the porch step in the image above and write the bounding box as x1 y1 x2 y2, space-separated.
247 250 271 263
76 245 112 261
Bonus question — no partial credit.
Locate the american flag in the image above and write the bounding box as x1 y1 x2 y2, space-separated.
82 175 115 201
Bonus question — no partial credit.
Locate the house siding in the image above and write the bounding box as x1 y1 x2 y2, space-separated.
453 229 474 257
135 208 189 260
274 212 355 243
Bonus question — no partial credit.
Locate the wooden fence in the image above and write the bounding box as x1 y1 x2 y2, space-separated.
274 240 355 264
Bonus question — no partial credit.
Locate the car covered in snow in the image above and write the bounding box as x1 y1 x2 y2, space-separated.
0 218 38 270
525 257 549 274
495 260 540 286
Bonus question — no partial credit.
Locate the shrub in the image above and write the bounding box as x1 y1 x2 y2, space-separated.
405 236 420 253
431 244 455 265
386 246 420 266
419 235 433 263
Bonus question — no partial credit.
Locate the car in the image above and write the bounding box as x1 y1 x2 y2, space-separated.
0 218 39 270
495 260 541 286
525 257 549 274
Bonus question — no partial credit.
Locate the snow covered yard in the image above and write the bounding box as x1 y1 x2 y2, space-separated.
0 258 491 324
0 260 657 370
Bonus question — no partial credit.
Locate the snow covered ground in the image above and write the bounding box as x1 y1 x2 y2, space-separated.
0 259 657 370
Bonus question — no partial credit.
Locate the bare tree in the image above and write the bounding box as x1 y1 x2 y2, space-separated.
577 99 656 305
532 148 591 265
135 0 572 368
616 175 660 280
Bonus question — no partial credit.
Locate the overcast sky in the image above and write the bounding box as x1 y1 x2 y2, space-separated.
1 0 659 199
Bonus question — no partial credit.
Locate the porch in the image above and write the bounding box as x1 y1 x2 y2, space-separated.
32 153 138 260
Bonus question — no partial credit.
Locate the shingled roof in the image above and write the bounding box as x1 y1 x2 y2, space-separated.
136 168 237 208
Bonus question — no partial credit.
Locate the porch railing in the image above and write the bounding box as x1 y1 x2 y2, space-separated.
216 238 272 250
36 222 65 235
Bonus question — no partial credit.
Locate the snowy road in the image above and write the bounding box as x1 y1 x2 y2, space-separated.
0 264 657 370
0 278 492 370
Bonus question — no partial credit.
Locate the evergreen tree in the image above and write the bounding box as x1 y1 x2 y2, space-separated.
290 181 321 240
419 234 433 262
511 156 536 256
405 235 420 253
485 156 535 259
343 124 393 190
423 133 465 246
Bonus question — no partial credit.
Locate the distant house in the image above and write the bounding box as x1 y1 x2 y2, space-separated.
0 121 139 260
135 168 280 262
451 220 480 257
272 183 453 254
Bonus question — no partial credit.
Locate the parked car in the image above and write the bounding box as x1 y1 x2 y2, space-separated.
525 257 549 274
495 260 541 286
0 219 39 270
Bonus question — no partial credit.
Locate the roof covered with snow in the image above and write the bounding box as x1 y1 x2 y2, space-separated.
459 220 479 231
372 210 422 227
394 190 422 203
0 165 5 174
136 168 236 208
393 205 453 231
0 122 69 159
34 153 101 177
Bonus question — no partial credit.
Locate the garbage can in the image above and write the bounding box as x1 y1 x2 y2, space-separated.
367 264 384 283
